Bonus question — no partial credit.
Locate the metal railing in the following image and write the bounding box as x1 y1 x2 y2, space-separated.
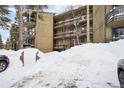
54 14 93 28
54 28 93 39
106 6 124 24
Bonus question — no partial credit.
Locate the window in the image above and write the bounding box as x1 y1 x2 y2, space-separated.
113 28 124 38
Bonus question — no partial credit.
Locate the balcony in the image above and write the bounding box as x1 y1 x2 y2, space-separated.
54 29 93 39
54 15 93 29
106 6 124 28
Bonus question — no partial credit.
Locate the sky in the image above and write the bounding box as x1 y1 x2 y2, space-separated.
0 5 69 43
46 5 69 13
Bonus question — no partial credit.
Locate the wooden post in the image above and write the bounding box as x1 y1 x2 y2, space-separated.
36 51 40 62
20 51 24 67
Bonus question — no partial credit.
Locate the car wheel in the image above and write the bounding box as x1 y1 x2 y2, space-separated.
118 71 124 88
0 61 8 72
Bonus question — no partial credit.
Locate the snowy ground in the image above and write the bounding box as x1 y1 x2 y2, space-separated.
0 40 124 88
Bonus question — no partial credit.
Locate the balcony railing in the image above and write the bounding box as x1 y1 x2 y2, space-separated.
54 15 93 28
54 29 93 39
106 6 124 24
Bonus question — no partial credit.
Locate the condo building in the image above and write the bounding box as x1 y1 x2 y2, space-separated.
22 5 124 52
53 6 93 51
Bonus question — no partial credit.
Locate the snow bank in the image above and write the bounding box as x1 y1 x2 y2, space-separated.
0 40 124 88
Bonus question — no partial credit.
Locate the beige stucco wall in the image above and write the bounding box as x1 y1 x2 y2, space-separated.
93 5 114 43
35 12 53 53
105 27 112 41
93 5 106 43
105 6 113 41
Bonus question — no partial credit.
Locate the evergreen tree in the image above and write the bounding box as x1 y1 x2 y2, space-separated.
0 5 11 29
10 24 19 50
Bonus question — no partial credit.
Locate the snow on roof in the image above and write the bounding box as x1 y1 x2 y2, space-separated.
55 5 85 16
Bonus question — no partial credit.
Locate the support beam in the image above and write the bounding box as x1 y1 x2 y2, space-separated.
86 5 90 43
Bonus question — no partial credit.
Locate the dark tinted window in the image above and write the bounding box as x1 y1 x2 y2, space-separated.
113 28 124 38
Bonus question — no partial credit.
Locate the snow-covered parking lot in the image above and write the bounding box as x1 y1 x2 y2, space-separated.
0 40 124 88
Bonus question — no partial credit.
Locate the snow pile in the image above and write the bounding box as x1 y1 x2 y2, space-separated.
0 40 124 88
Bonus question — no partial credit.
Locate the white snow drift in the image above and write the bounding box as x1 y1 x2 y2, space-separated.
0 40 124 88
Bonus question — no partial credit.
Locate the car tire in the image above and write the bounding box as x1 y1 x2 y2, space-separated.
0 61 8 72
118 71 124 88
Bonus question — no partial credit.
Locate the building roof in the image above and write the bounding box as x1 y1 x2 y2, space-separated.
54 6 87 20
